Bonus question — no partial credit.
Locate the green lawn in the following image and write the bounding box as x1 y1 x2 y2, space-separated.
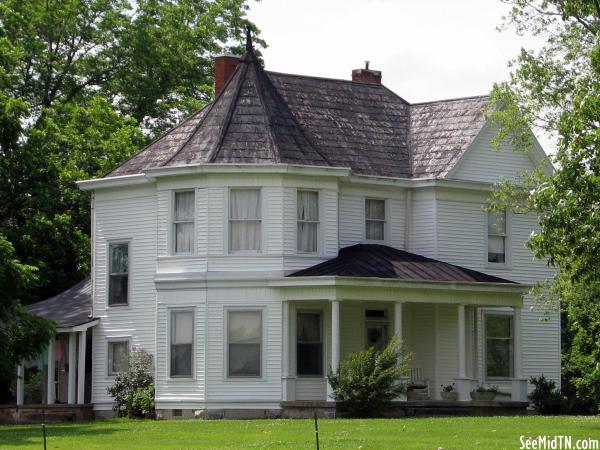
0 416 598 449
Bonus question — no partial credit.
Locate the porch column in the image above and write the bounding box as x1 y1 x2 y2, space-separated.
511 306 527 401
77 330 86 404
281 301 295 401
394 301 408 401
454 304 471 401
68 332 77 404
47 338 55 404
327 300 340 400
16 364 24 405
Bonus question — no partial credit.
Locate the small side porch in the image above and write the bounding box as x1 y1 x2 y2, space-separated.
273 245 530 410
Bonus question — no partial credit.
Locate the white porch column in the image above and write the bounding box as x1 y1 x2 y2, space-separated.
68 332 77 404
511 306 527 401
327 300 340 400
281 301 296 401
16 364 24 406
47 338 55 404
394 301 403 339
454 304 471 401
77 330 86 404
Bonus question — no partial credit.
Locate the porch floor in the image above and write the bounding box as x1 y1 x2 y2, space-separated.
280 400 529 418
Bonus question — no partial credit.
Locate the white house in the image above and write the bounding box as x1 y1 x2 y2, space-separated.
21 37 559 419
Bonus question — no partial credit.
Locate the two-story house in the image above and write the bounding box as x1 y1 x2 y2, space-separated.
21 37 559 419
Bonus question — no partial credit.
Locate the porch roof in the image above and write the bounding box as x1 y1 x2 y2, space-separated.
26 277 95 329
289 244 517 284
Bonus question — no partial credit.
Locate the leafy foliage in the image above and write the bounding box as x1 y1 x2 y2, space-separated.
487 0 600 411
107 348 155 418
529 375 564 415
327 336 410 418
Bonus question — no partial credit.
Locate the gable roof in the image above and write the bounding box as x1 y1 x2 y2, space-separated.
289 244 516 284
26 277 94 328
108 48 488 179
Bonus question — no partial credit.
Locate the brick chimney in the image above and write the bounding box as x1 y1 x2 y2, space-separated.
352 61 382 84
215 54 240 95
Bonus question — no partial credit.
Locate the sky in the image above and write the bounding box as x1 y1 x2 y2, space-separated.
247 0 556 152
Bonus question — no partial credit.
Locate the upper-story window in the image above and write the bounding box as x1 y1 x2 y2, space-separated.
365 198 385 241
487 209 506 264
173 191 195 254
230 189 261 252
297 190 319 253
108 242 129 306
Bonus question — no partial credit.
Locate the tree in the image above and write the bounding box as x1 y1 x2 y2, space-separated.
0 234 55 402
487 0 600 411
0 0 261 301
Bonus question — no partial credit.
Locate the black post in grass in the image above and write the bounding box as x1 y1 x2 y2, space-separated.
42 403 47 450
313 411 320 450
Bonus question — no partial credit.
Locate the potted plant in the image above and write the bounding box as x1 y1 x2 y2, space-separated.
470 385 498 401
440 383 458 401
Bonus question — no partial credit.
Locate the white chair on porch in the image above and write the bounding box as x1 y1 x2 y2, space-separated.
407 367 430 401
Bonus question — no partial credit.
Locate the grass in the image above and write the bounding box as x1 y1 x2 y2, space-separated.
0 416 598 449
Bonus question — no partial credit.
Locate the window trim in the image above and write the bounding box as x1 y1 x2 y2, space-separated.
363 307 390 350
171 189 196 256
224 307 265 380
296 309 324 377
107 338 131 377
364 198 387 243
296 189 321 255
107 240 131 307
168 308 195 379
227 188 263 255
483 311 514 381
485 208 511 269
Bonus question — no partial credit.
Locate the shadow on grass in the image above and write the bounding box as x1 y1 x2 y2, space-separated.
0 421 128 447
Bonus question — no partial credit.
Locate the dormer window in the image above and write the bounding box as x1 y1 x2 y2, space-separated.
488 209 506 263
365 198 385 241
297 190 319 253
173 191 195 254
229 189 261 252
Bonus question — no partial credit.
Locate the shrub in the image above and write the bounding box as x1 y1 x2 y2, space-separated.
529 375 564 415
327 335 410 417
107 348 155 418
475 384 499 394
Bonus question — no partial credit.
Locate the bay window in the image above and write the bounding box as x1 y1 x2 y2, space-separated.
229 189 261 252
170 310 194 377
173 191 195 254
227 310 262 377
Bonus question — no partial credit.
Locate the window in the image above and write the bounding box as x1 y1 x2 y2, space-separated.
365 309 389 350
108 243 129 306
227 310 262 377
485 314 513 378
173 191 195 254
297 191 319 253
488 209 506 263
170 311 193 377
108 341 129 375
297 312 323 376
365 199 385 241
229 189 261 252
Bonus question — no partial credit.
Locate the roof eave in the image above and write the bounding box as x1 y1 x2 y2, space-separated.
77 173 151 191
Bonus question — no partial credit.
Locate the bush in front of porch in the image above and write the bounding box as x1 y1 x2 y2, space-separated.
328 335 410 417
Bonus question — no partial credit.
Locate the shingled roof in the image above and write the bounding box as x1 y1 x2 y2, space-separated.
108 41 487 179
289 244 516 284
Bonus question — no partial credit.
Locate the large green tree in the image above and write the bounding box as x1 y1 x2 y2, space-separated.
0 0 260 302
488 0 600 411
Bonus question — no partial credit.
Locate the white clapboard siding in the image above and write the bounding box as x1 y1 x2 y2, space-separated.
207 187 225 256
282 187 297 255
435 304 459 399
409 189 437 258
322 189 339 257
265 186 284 256
389 198 406 250
405 304 436 385
296 379 327 401
338 195 364 248
92 187 157 406
450 125 540 184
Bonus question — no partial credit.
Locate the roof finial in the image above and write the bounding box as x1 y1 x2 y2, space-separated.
365 60 370 70
245 26 253 52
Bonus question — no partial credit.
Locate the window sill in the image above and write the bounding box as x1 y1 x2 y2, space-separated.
485 263 512 271
107 303 129 308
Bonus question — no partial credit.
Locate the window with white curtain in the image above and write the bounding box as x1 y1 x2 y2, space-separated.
297 190 319 253
108 242 128 306
173 191 195 254
227 310 262 377
485 313 513 378
108 340 129 375
170 310 193 377
229 189 261 252
365 198 386 241
488 209 506 263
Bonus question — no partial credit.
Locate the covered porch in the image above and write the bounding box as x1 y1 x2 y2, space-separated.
274 245 529 407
